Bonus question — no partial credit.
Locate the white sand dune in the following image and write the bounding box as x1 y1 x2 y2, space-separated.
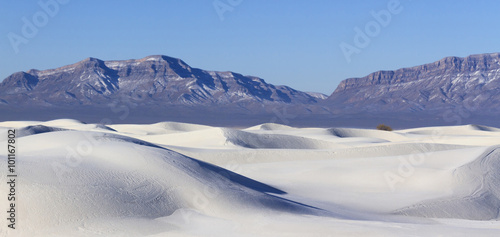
245 123 296 131
167 143 470 167
108 122 212 136
401 124 500 135
395 146 500 220
1 120 500 236
223 128 347 149
328 127 410 142
0 129 328 236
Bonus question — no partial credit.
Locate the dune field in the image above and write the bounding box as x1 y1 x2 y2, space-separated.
1 119 500 236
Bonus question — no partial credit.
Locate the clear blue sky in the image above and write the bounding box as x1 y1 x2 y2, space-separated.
1 0 500 94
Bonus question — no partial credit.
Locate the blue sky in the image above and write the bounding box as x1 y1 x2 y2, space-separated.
1 0 500 94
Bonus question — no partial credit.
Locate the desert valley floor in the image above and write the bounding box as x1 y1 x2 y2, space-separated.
1 119 500 236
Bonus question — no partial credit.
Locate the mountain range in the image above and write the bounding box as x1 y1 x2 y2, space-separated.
1 53 500 127
329 53 500 113
0 55 323 106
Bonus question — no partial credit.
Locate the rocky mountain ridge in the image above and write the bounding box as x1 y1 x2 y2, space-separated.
0 55 322 107
327 53 500 115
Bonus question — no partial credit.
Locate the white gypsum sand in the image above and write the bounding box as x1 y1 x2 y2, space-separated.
1 120 500 236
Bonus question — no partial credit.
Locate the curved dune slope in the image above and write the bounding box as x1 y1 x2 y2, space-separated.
0 128 328 232
395 146 500 220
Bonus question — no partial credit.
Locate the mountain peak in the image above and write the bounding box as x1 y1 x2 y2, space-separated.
83 57 102 62
141 55 171 62
76 57 106 68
